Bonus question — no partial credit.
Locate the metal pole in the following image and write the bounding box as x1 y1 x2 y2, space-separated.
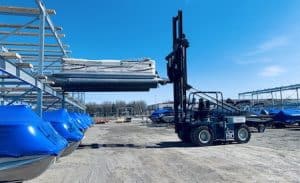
296 88 299 108
271 92 274 108
280 89 283 109
62 91 65 109
1 77 4 105
36 2 45 116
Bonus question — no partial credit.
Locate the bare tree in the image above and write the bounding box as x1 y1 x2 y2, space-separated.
86 100 148 117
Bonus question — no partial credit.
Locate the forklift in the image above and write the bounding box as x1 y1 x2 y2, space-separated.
165 11 251 146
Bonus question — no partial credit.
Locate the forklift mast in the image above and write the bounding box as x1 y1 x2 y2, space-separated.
166 10 189 124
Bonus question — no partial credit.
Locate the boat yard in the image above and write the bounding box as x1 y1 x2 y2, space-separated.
0 0 300 182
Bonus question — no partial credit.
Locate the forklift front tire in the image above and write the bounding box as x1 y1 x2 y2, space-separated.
235 124 251 143
190 126 214 146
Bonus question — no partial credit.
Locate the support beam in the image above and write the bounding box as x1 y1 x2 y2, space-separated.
36 3 45 117
0 87 33 92
23 59 61 62
0 18 38 42
7 87 35 105
15 62 33 69
22 55 63 59
0 23 62 31
0 6 56 16
280 89 283 109
62 91 65 108
0 31 65 37
44 98 61 111
296 88 299 107
271 92 274 107
0 42 69 48
0 52 21 59
7 48 71 53
19 53 63 57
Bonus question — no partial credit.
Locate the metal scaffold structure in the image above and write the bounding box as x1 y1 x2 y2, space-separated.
0 0 86 116
238 84 300 109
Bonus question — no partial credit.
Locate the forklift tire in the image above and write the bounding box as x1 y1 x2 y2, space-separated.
257 124 266 133
177 130 191 143
190 126 214 146
235 124 251 143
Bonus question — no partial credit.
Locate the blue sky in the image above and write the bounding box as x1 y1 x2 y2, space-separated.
3 0 300 104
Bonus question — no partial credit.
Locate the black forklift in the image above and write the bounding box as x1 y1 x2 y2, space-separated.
165 11 251 146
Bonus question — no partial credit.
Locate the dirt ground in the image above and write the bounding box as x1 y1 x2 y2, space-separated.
28 120 300 183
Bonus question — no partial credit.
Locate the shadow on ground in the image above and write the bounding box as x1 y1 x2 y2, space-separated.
78 141 235 150
286 128 300 131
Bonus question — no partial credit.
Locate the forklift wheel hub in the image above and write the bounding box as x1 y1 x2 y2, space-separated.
199 130 211 144
238 128 248 141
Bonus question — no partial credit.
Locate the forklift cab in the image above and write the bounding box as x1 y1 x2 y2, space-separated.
187 91 223 122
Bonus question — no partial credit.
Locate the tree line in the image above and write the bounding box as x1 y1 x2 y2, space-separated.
86 100 148 117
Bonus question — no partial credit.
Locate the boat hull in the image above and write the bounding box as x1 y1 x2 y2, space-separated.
61 141 81 157
0 155 55 182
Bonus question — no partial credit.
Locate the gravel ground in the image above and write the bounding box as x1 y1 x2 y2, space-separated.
28 120 300 183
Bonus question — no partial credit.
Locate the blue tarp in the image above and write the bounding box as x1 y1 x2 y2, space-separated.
80 113 93 127
272 109 300 124
0 105 67 158
79 114 94 127
43 109 84 142
69 113 89 132
268 109 281 115
151 109 173 118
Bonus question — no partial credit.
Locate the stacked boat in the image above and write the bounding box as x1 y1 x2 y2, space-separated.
50 58 166 92
0 105 93 182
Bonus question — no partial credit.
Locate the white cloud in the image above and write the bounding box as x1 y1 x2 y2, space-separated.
259 65 286 77
246 36 289 56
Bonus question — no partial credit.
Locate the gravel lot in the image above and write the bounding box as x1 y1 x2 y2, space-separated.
28 120 300 183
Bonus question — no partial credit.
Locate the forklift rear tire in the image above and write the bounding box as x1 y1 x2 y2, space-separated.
235 124 251 143
190 126 214 146
177 130 191 143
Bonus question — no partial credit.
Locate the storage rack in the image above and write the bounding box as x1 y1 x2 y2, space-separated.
238 84 300 109
0 0 86 116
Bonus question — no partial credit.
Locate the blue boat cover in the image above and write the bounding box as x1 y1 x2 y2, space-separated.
151 109 174 118
268 109 281 115
43 109 84 142
79 113 93 127
75 113 93 127
0 105 68 158
272 109 300 124
69 112 89 131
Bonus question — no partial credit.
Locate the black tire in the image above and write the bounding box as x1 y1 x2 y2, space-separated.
190 126 214 146
177 130 191 143
235 124 251 143
257 124 266 133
